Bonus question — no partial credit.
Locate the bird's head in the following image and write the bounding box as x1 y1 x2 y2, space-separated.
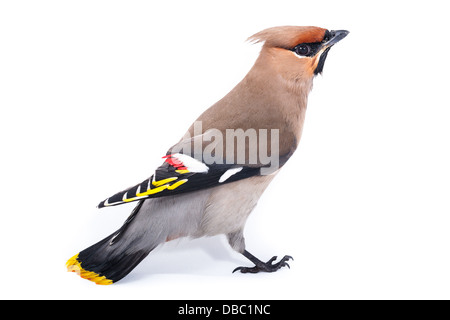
249 26 349 85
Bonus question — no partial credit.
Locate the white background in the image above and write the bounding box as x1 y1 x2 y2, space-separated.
1 0 449 300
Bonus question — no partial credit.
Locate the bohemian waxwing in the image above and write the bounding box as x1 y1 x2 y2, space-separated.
67 26 349 284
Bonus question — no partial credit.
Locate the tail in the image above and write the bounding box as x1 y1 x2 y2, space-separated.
66 237 153 285
67 200 157 285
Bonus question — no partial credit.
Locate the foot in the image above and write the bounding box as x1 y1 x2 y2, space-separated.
233 252 293 274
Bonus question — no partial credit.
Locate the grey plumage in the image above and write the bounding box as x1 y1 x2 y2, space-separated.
122 173 274 252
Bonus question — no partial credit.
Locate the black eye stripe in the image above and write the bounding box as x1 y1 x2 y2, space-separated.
322 30 332 43
289 42 322 57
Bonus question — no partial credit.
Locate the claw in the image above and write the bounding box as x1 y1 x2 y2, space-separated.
233 254 294 274
232 266 243 273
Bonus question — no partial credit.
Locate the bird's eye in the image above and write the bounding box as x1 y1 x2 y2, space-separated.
295 44 311 56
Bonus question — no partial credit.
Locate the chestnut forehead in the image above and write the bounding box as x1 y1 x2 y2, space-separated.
248 26 328 49
292 27 327 47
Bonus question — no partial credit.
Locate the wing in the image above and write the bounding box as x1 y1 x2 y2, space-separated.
97 152 262 208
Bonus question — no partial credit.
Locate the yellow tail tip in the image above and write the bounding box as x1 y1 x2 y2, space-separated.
66 253 113 285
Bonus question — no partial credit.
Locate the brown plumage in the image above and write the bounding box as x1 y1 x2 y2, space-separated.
184 26 341 165
248 25 327 48
67 26 349 284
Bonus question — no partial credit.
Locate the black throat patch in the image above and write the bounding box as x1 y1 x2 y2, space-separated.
314 46 331 75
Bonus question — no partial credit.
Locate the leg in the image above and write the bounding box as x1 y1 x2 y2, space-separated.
227 231 293 274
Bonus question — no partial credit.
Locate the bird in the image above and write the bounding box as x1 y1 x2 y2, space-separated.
66 26 349 285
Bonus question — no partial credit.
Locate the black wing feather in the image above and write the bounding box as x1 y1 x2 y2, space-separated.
97 155 262 208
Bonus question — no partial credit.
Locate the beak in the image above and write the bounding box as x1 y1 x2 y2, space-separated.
323 30 349 48
313 30 349 75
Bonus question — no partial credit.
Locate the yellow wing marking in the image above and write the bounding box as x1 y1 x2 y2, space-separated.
152 177 178 187
167 179 188 190
136 184 170 197
121 178 189 203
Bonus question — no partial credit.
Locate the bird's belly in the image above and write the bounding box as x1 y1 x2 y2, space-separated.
197 174 275 237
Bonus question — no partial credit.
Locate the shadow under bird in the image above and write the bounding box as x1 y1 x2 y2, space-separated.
67 26 349 285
